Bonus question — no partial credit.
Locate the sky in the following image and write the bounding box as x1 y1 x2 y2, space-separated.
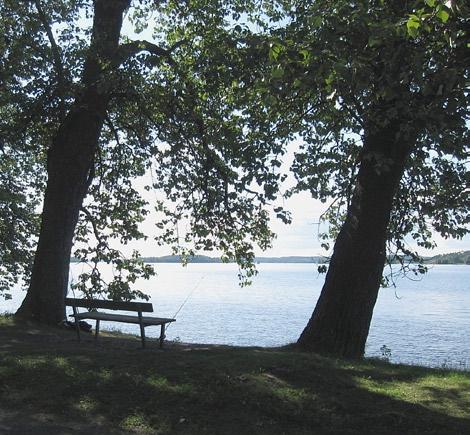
122 139 470 259
132 188 330 258
120 142 330 258
128 191 470 259
82 7 470 259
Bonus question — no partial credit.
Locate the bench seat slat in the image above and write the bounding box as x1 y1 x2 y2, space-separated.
65 297 154 312
72 311 175 326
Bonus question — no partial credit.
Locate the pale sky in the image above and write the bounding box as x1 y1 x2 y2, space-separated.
119 139 470 259
125 191 470 258
99 13 470 259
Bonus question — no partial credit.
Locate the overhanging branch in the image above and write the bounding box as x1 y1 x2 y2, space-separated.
34 0 66 119
114 39 186 67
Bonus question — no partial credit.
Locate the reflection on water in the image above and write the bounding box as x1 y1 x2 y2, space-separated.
2 263 469 369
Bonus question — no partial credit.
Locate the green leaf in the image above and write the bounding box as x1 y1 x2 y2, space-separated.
269 43 283 61
406 16 421 38
368 36 381 48
425 0 436 7
436 9 449 23
299 49 310 61
325 71 336 86
310 15 322 28
271 66 284 79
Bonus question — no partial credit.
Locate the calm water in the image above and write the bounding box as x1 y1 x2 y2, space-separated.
2 263 469 369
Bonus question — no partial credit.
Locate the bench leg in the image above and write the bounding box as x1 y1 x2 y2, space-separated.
95 319 100 340
139 324 146 349
72 307 81 342
138 311 146 348
159 324 165 349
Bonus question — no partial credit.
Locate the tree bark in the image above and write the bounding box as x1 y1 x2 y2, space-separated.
16 0 130 324
297 121 413 358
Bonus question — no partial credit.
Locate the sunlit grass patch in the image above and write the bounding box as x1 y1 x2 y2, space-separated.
120 412 154 432
73 395 98 412
10 354 50 368
0 313 14 325
354 370 470 419
145 375 195 395
246 372 311 404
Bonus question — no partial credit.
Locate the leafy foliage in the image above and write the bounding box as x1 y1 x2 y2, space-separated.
0 0 48 298
257 0 470 273
2 0 287 300
0 151 41 299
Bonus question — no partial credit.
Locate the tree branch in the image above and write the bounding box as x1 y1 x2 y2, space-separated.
80 206 107 250
33 0 66 119
114 39 186 67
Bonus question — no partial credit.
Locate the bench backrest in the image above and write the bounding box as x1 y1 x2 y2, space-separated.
65 297 154 313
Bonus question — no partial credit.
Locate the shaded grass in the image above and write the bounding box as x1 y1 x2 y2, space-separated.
0 315 469 434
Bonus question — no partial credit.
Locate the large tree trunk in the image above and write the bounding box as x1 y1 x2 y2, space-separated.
298 121 413 358
16 0 130 324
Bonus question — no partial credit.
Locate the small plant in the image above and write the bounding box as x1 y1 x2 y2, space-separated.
380 345 392 361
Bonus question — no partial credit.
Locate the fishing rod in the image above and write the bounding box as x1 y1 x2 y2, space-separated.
166 275 205 330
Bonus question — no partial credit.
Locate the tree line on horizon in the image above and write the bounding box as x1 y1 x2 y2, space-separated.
1 0 468 358
425 251 470 265
70 250 470 265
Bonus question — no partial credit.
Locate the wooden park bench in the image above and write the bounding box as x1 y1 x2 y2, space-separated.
65 298 175 349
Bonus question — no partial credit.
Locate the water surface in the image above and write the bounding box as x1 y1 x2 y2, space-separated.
2 263 469 369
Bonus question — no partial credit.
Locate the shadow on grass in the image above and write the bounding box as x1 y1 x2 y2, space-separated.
0 323 469 434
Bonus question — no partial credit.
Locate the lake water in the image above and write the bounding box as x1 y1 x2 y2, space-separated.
2 263 469 369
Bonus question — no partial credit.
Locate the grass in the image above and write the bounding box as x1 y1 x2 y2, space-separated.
0 314 469 434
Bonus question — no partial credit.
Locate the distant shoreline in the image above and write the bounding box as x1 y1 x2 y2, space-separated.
140 255 325 264
71 251 470 265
